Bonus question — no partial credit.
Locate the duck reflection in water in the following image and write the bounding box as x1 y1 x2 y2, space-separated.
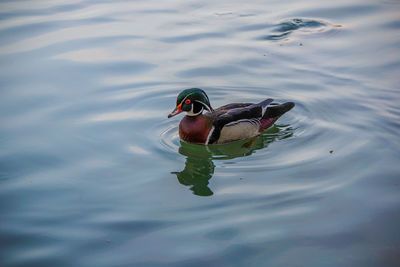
173 125 291 196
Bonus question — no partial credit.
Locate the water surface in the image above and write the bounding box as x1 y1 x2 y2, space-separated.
1 0 400 266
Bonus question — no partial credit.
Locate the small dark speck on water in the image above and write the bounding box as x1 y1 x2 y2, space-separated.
330 150 334 154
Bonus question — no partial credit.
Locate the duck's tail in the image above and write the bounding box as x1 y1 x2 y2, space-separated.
259 101 295 131
263 102 295 119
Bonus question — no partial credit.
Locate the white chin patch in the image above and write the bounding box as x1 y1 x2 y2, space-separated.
186 106 203 116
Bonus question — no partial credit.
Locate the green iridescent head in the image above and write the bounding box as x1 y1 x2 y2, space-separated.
168 88 213 118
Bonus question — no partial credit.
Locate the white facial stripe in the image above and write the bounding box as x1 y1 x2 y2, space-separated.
200 89 210 103
179 93 195 106
195 100 212 112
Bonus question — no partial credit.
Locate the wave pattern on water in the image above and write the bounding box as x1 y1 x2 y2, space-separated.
261 18 341 41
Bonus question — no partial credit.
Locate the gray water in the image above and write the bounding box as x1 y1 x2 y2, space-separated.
1 0 400 266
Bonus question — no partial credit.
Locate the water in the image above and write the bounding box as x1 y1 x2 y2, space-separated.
1 0 399 266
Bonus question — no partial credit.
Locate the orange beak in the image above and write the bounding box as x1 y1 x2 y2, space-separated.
168 103 182 118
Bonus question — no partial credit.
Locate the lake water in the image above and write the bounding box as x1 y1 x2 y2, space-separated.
1 0 399 266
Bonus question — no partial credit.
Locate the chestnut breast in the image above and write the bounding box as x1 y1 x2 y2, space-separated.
179 115 211 144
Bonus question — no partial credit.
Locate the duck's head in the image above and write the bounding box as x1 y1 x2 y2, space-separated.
168 88 213 118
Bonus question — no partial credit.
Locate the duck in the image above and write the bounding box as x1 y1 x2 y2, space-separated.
168 88 294 145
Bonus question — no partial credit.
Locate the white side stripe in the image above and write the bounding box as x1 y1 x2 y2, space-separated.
205 126 215 145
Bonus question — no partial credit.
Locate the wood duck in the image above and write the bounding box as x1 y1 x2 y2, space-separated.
168 88 294 144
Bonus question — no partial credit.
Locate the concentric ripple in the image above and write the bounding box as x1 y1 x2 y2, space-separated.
147 80 375 198
152 85 336 196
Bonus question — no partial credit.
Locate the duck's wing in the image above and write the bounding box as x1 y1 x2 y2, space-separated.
207 99 273 144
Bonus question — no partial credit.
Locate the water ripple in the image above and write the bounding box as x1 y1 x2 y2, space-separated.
159 32 227 43
261 18 341 41
151 85 365 197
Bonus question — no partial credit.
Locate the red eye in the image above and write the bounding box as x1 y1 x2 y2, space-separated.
185 99 191 104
